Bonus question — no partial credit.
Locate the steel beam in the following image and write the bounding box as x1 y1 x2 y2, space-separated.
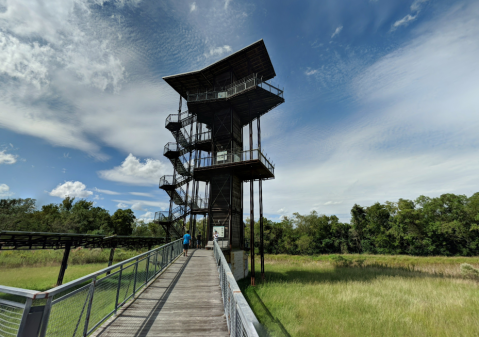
56 241 71 286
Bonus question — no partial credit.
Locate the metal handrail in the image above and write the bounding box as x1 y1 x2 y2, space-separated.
213 241 260 337
195 149 275 174
165 110 191 126
159 175 190 188
186 73 284 102
163 130 212 157
0 239 183 337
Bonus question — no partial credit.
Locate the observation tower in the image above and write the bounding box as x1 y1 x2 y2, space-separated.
155 40 284 282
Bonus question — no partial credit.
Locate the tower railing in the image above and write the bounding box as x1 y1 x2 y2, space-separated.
165 110 191 126
186 73 283 102
159 175 191 189
0 240 183 337
213 241 260 337
164 133 212 157
195 149 275 175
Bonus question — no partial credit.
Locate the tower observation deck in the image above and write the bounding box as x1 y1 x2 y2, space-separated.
155 40 284 283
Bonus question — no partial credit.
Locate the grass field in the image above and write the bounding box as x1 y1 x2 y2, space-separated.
0 247 148 269
0 248 150 290
241 254 479 337
0 264 110 291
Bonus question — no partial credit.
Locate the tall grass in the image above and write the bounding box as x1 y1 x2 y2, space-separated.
0 247 149 269
0 264 109 291
241 254 479 337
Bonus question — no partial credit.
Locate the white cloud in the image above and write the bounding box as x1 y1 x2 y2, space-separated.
129 192 154 197
392 0 428 30
410 0 429 12
117 202 128 208
49 181 93 198
324 201 342 205
0 0 252 160
205 45 232 58
137 211 155 223
0 32 53 90
224 0 232 10
304 68 318 76
331 26 343 38
113 199 169 211
0 0 126 92
392 14 418 30
94 187 122 195
0 0 136 159
0 150 17 164
0 184 13 197
190 2 196 12
98 154 166 186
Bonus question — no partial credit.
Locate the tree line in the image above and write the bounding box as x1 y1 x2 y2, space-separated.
2 192 479 256
0 197 165 237
248 193 479 256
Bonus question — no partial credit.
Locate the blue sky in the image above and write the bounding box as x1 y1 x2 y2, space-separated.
1 0 478 223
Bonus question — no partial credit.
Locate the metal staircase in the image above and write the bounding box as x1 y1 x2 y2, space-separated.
155 109 210 238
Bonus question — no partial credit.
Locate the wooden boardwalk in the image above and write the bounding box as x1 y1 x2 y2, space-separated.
92 249 229 337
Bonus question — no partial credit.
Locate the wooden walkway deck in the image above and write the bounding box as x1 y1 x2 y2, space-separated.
92 249 229 337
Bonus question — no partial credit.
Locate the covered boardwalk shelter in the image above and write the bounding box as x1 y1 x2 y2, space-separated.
0 231 168 285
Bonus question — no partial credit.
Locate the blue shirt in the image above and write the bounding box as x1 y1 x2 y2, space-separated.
183 234 191 245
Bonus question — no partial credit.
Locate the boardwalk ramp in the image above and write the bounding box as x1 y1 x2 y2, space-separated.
92 249 228 336
0 240 260 337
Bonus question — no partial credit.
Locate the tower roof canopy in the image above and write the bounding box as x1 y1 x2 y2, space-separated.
163 39 276 99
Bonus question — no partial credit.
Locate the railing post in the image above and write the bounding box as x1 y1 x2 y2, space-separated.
83 277 96 336
16 297 32 337
115 265 123 314
37 296 53 337
145 253 150 284
133 258 139 295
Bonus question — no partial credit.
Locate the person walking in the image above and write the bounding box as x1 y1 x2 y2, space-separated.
183 230 191 257
213 230 219 243
196 232 202 249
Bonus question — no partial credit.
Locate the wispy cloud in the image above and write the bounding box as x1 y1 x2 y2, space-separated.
129 192 154 197
259 2 479 222
304 68 318 76
204 45 232 58
331 25 343 38
190 2 197 12
94 187 122 195
113 199 169 211
392 0 429 31
392 14 418 30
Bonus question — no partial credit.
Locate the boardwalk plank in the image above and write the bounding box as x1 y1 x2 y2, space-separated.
92 249 229 337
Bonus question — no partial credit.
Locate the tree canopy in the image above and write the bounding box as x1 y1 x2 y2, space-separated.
2 192 479 255
0 197 165 237
246 192 479 256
